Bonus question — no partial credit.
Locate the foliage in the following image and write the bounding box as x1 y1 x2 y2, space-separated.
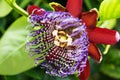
99 0 120 20
0 16 35 75
0 0 12 17
0 0 120 80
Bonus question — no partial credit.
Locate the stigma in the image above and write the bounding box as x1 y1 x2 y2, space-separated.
52 30 72 47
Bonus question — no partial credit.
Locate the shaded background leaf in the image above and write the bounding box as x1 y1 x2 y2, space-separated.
24 67 79 80
84 0 100 10
100 48 120 79
0 18 6 34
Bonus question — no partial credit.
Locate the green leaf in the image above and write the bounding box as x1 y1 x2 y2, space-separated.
0 16 35 75
97 19 117 29
100 48 120 79
25 67 79 80
4 74 29 80
84 0 100 10
0 0 12 17
0 18 6 34
99 0 120 20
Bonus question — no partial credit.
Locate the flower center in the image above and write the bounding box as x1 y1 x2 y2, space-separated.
52 30 72 47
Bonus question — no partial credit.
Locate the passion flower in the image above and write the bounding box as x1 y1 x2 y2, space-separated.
26 0 120 80
26 11 89 77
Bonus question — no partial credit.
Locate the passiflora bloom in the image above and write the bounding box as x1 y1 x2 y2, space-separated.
26 0 120 80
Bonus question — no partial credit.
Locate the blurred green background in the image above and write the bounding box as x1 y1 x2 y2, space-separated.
0 0 120 80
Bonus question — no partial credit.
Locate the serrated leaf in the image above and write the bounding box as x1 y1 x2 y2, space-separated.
99 0 120 20
100 48 120 79
0 0 12 17
0 16 35 75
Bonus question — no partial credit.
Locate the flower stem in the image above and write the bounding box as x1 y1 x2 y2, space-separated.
5 0 28 17
103 45 111 54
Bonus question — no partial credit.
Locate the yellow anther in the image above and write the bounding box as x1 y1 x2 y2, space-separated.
52 30 72 47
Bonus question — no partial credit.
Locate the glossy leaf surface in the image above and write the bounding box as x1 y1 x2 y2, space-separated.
99 0 120 20
0 0 12 17
0 16 35 75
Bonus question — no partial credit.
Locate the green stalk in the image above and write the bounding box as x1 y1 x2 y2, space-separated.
103 45 111 54
5 0 28 17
